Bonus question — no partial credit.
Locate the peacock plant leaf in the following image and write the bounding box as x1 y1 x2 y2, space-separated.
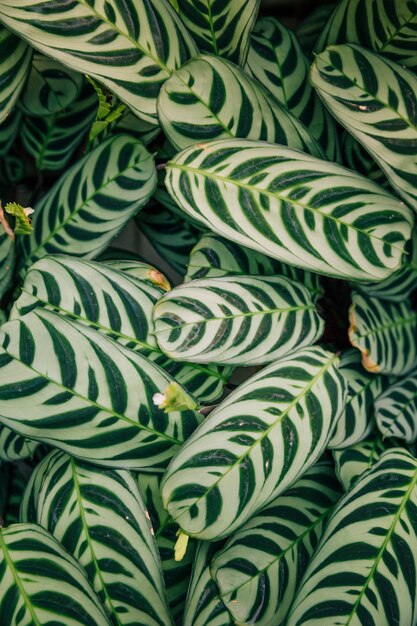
333 435 387 491
375 371 417 443
0 425 40 462
341 131 387 189
0 25 32 124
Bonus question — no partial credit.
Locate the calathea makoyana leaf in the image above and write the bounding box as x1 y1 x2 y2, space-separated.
315 0 417 72
247 17 340 161
161 346 347 541
166 139 413 282
18 52 84 117
153 275 323 365
182 541 231 626
0 0 197 124
177 0 260 66
0 307 201 470
137 472 196 623
349 290 417 376
375 372 417 443
158 54 323 156
0 25 32 123
185 232 322 299
287 448 417 626
211 462 342 626
341 131 387 189
311 44 417 212
328 348 389 449
20 84 97 172
23 449 173 626
0 425 40 462
333 436 388 491
0 523 111 625
295 5 335 55
19 134 157 271
13 255 229 404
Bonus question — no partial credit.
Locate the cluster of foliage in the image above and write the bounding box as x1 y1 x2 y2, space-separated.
0 0 417 624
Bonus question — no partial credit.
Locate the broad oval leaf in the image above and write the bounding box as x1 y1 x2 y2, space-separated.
18 52 84 117
0 0 197 124
161 346 347 540
0 425 40 461
287 448 417 626
311 44 417 211
186 232 322 299
0 308 201 470
211 462 342 626
333 436 387 491
183 541 231 626
19 134 156 270
375 372 417 443
0 26 32 123
166 139 413 282
154 275 324 365
315 0 417 71
23 450 173 626
158 54 323 156
328 348 389 449
0 523 111 625
247 17 339 161
177 0 259 66
349 291 417 376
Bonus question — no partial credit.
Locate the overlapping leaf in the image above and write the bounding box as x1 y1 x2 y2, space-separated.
211 462 341 626
311 44 417 211
341 131 387 188
375 372 417 443
0 523 111 625
0 26 32 123
158 53 323 155
333 436 387 491
166 138 413 281
0 308 201 470
0 425 40 462
0 109 21 157
154 275 323 365
0 0 197 124
349 291 417 376
287 449 417 626
295 5 335 54
19 134 156 270
162 346 347 540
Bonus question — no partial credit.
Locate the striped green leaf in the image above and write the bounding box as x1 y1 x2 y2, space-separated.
158 54 323 156
161 346 347 541
18 52 84 117
183 541 232 626
137 472 196 623
287 448 417 626
154 275 324 365
166 138 413 282
23 449 173 626
0 224 14 299
328 348 389 450
333 436 387 491
0 523 111 625
13 255 229 404
375 372 417 443
355 231 417 303
247 17 340 161
0 0 197 124
0 307 201 470
341 131 387 188
349 291 417 376
177 0 259 66
0 425 40 462
295 5 335 54
103 259 170 291
19 134 156 271
186 233 322 299
315 0 417 71
20 84 97 171
311 44 417 212
211 462 342 626
0 109 21 156
0 26 32 123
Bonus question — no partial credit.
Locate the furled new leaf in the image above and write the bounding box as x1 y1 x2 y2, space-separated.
211 462 341 626
154 275 323 365
287 449 417 626
311 44 417 211
333 436 387 491
0 0 197 124
19 134 156 270
166 139 413 282
349 291 417 376
0 26 32 123
162 346 347 540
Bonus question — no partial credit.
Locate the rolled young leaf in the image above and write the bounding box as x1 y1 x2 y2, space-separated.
165 138 413 282
153 275 324 365
161 346 347 540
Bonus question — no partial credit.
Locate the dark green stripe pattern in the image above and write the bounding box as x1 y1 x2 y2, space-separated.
375 373 417 443
0 425 40 462
333 436 387 491
0 25 32 123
